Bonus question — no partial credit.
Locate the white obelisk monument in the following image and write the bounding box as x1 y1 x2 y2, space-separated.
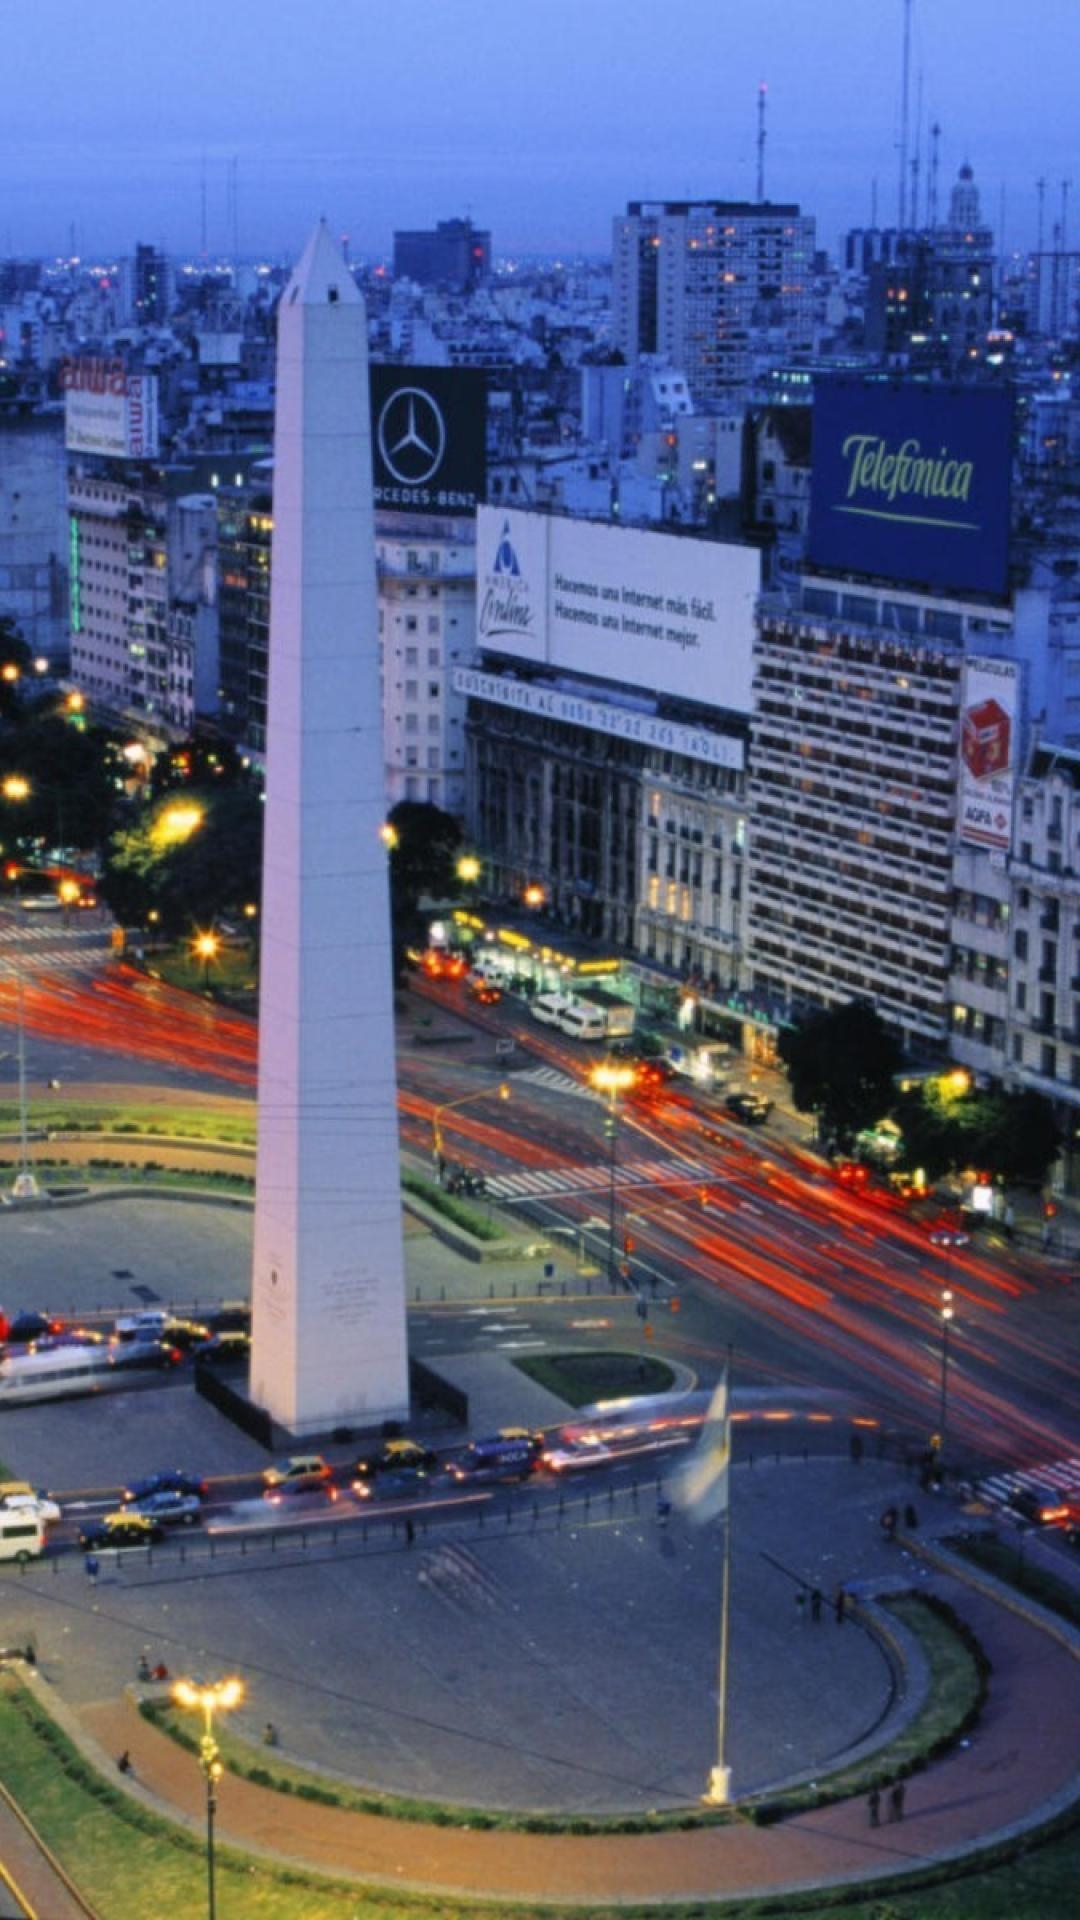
250 222 409 1434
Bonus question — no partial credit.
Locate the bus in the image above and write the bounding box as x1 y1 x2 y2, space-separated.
0 1345 139 1408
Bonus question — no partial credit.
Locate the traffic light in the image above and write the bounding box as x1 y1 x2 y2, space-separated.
624 1234 636 1255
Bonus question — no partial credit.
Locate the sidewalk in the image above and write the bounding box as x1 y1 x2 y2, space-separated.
72 1568 1080 1905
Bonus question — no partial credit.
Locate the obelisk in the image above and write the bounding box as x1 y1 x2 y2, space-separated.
250 222 409 1434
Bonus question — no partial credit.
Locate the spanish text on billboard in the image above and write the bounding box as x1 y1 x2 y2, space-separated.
808 381 1013 596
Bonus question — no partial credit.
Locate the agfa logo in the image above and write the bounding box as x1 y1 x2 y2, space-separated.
479 519 534 642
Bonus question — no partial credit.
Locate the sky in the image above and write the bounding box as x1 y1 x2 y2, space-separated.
4 1 1079 264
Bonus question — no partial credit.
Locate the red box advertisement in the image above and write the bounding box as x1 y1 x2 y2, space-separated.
962 698 1011 780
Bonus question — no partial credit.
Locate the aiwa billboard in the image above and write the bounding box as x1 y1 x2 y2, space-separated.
808 381 1013 597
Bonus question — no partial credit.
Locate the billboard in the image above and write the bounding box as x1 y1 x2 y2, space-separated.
808 381 1013 596
369 365 487 514
62 357 160 459
958 656 1018 849
475 507 758 713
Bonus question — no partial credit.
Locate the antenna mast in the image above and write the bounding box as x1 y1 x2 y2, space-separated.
928 122 941 230
756 83 767 203
898 0 913 230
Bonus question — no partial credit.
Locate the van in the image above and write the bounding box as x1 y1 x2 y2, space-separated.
448 1434 539 1482
531 993 576 1027
0 1512 45 1563
556 1004 607 1042
114 1310 169 1342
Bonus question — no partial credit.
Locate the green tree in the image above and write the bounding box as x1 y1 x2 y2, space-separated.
101 784 263 935
896 1082 1060 1186
778 1001 903 1151
1 716 126 859
0 617 33 722
386 800 462 974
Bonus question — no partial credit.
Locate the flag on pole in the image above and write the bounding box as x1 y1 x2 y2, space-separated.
670 1373 730 1524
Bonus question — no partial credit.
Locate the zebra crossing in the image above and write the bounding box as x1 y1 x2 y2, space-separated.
0 924 109 973
512 1065 598 1101
977 1454 1080 1517
484 1154 712 1203
416 1541 502 1614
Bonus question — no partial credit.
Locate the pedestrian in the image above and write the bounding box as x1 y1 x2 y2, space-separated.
263 1722 279 1748
151 1662 169 1683
116 1750 133 1776
655 1494 672 1526
889 1780 906 1822
835 1585 847 1625
904 1503 919 1530
137 1653 152 1683
810 1587 823 1623
849 1432 864 1466
84 1552 99 1585
405 1517 415 1546
867 1786 881 1828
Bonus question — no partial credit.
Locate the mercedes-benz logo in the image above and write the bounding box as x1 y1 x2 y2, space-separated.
377 387 446 486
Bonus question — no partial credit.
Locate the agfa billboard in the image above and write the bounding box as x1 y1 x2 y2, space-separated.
62 358 160 459
370 365 487 514
808 381 1013 596
958 656 1018 850
475 507 758 713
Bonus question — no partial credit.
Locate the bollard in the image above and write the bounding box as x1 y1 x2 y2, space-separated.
558 1490 564 1519
585 1491 591 1517
608 1485 615 1511
478 1505 485 1527
532 1500 539 1526
632 1479 639 1507
415 1286 421 1302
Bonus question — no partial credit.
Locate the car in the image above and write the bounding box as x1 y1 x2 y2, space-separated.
263 1478 339 1506
467 980 503 1005
1007 1484 1074 1526
122 1470 209 1504
353 1438 437 1480
353 1466 431 1501
128 1489 202 1527
114 1310 170 1340
78 1512 164 1550
262 1454 332 1491
111 1339 183 1372
444 1165 487 1198
159 1318 212 1353
202 1305 252 1336
835 1161 870 1191
192 1331 251 1367
448 1431 542 1482
2 1312 65 1346
725 1091 773 1124
1 1493 61 1523
540 1437 613 1473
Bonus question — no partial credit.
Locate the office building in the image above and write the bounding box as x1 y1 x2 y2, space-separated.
393 218 491 291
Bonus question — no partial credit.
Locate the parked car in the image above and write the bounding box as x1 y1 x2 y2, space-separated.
262 1455 332 1492
725 1092 773 1125
78 1512 164 1550
122 1470 209 1504
353 1438 437 1481
128 1489 202 1528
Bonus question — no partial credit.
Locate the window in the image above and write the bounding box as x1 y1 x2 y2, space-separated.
404 646 418 667
1014 929 1028 960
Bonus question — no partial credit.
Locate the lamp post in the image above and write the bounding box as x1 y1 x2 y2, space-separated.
590 1061 637 1289
431 1081 511 1175
938 1288 954 1472
172 1676 244 1920
192 931 220 992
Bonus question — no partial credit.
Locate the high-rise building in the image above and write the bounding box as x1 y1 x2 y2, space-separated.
392 217 491 291
121 243 173 325
378 515 476 816
612 200 815 407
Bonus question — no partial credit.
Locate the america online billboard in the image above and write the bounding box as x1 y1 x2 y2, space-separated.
958 656 1018 851
808 382 1013 597
475 507 759 713
62 358 160 459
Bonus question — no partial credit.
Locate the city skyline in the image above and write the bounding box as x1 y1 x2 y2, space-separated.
4 0 1078 260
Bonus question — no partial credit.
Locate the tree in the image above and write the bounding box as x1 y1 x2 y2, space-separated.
101 783 263 935
386 800 462 975
896 1082 1060 1186
778 1001 903 1151
0 617 33 723
1 715 126 858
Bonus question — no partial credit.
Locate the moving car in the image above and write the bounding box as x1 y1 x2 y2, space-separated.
128 1489 202 1527
467 980 503 1005
540 1436 614 1474
192 1331 251 1367
122 1470 209 1503
263 1478 339 1506
203 1305 252 1336
78 1512 164 1550
353 1438 437 1480
2 1311 65 1346
1 1492 61 1524
262 1454 332 1492
1008 1484 1075 1526
725 1091 773 1125
448 1432 541 1482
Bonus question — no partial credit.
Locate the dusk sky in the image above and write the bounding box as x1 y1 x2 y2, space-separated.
5 1 1077 262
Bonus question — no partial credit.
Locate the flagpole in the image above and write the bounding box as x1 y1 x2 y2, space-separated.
705 1350 733 1805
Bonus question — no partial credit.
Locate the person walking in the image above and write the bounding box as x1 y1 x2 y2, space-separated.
867 1787 881 1828
84 1552 99 1586
405 1517 416 1546
889 1780 906 1822
810 1586 823 1623
834 1585 847 1625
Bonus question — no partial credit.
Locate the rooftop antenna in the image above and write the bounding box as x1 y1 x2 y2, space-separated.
871 175 879 228
1036 176 1047 255
898 0 913 230
910 69 923 231
200 152 208 259
230 156 240 272
1061 177 1072 257
756 83 767 203
927 121 941 230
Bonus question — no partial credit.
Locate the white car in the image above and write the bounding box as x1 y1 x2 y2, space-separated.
2 1493 61 1523
540 1436 613 1474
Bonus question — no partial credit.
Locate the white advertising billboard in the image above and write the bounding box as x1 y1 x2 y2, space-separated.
476 507 758 713
958 656 1018 850
62 358 160 459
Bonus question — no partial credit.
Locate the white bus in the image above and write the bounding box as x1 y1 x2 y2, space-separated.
0 1345 124 1408
0 1511 46 1563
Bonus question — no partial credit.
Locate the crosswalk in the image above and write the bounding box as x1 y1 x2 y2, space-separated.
512 1065 598 1102
0 924 109 974
484 1155 712 1203
977 1454 1080 1515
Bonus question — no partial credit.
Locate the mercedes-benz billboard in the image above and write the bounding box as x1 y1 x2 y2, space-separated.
370 366 487 515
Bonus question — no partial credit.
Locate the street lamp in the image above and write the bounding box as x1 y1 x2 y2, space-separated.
523 882 546 909
152 801 205 851
172 1676 244 1920
431 1081 510 1176
192 931 220 990
590 1061 638 1289
938 1289 954 1473
456 854 481 886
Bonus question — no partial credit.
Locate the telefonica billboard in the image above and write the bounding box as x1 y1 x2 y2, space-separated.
475 507 758 713
808 381 1013 597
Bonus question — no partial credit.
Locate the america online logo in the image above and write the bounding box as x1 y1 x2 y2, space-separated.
837 433 978 531
479 521 534 641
